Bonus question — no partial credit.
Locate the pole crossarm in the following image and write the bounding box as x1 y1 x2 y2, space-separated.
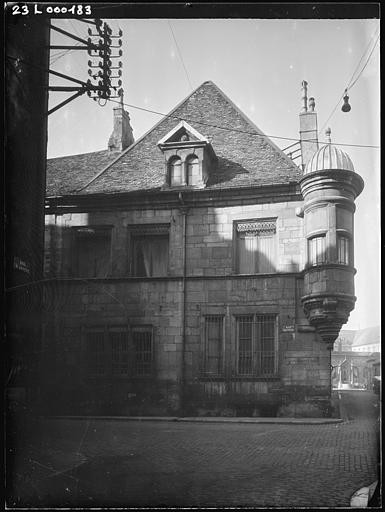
47 90 86 116
49 23 98 50
46 18 123 113
48 67 90 87
50 45 90 51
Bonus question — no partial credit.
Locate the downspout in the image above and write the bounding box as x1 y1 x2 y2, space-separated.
179 192 188 414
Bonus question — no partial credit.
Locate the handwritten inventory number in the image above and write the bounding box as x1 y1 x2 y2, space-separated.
12 4 92 15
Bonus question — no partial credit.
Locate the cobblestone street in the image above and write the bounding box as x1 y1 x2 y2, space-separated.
6 390 380 508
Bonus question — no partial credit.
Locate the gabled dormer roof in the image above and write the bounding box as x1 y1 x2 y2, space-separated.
46 81 302 196
157 120 209 145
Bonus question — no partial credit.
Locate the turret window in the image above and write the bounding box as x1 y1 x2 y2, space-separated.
308 235 326 265
337 235 350 265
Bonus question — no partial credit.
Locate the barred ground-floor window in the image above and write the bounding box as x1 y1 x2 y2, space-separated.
236 314 278 376
200 312 278 378
201 315 224 375
85 325 153 378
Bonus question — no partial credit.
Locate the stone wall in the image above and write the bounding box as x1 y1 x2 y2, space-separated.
43 199 332 416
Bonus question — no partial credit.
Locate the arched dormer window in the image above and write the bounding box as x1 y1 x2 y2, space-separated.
186 155 199 186
169 156 183 186
159 121 217 190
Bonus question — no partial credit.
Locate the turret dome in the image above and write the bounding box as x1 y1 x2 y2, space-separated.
304 128 355 174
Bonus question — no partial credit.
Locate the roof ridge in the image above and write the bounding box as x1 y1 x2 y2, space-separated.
206 81 299 170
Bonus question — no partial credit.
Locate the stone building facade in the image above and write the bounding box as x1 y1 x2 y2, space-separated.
43 81 364 417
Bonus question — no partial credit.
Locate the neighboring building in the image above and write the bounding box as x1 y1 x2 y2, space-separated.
333 329 356 352
42 80 364 417
331 351 380 390
351 326 381 353
331 326 380 389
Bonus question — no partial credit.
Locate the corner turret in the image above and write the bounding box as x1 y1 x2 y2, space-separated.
299 129 364 348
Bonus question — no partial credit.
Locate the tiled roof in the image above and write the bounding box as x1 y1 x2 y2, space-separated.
46 81 302 197
46 150 117 196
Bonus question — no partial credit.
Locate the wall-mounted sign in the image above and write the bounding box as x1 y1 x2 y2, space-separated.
282 325 295 333
13 256 30 274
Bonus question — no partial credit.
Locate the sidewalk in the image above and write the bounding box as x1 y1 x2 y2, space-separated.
48 415 344 425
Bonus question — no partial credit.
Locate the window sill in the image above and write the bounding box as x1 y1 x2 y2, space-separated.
198 375 280 382
86 375 156 381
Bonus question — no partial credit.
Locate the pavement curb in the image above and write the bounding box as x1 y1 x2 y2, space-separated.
350 480 379 508
43 415 344 425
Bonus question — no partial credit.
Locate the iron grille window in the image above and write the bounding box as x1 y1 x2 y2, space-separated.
132 327 153 376
236 219 277 274
308 235 326 265
202 316 224 374
85 326 153 378
111 330 130 376
73 226 112 278
337 235 350 265
236 314 277 376
86 330 107 377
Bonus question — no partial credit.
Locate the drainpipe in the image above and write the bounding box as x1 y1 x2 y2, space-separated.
179 192 188 414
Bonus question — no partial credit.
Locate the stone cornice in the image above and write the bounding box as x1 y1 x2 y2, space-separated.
45 182 302 213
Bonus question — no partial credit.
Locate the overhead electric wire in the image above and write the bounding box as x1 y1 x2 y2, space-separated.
50 45 82 65
107 96 379 149
6 51 379 150
345 29 379 90
167 20 194 92
319 29 380 135
347 32 380 90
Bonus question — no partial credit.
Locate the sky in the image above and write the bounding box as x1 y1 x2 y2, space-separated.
47 16 380 332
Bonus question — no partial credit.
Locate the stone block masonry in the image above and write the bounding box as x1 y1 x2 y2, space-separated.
43 197 331 416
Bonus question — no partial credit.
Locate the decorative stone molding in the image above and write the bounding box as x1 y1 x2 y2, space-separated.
127 223 170 235
236 220 276 235
301 293 356 349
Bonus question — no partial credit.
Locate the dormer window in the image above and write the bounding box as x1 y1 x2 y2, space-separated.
186 155 199 185
169 156 183 186
158 120 217 190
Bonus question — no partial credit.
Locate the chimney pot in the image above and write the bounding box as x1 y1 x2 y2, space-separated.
299 81 318 169
301 80 308 113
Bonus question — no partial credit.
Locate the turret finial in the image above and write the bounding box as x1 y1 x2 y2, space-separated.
325 127 332 144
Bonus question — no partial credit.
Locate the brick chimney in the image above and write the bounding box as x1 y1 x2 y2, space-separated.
299 80 318 170
108 93 134 152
